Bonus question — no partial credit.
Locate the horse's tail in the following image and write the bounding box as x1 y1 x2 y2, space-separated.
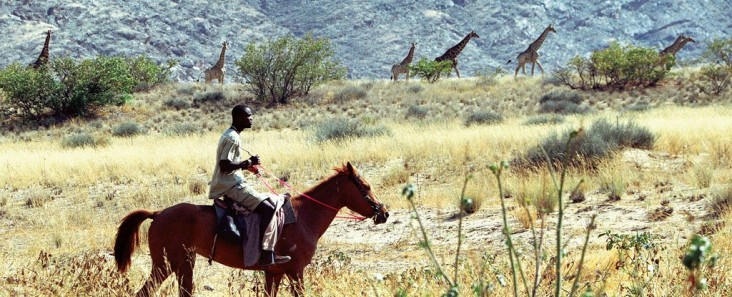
114 209 159 273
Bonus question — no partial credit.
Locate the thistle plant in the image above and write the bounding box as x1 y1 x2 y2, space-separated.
683 235 719 292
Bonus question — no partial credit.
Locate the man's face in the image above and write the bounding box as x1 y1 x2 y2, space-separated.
241 107 253 129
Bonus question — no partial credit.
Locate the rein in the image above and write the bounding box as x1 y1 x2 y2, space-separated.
254 165 368 221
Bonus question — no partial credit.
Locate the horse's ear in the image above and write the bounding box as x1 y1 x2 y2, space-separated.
346 162 355 175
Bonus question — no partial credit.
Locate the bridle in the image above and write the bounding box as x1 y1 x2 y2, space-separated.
346 173 385 222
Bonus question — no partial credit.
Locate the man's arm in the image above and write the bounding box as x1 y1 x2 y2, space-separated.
218 159 250 173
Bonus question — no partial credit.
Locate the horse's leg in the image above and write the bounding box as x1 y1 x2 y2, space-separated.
136 239 171 297
265 272 284 297
174 248 197 297
287 271 305 297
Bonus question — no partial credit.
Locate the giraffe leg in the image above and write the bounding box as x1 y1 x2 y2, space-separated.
454 65 461 78
536 61 545 76
406 70 409 81
515 64 520 77
530 62 535 76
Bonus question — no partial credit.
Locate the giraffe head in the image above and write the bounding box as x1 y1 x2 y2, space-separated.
222 41 228 50
546 24 556 34
684 35 696 43
469 31 480 39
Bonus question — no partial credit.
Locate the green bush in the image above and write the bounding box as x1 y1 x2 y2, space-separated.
314 117 391 142
163 98 191 110
464 110 503 126
523 114 565 126
333 85 367 102
405 104 429 119
538 90 591 114
0 64 56 118
0 55 167 119
61 133 109 149
127 56 174 92
165 123 201 136
521 118 655 167
554 42 669 91
702 38 732 66
408 58 453 83
236 33 347 105
193 91 225 105
112 122 145 137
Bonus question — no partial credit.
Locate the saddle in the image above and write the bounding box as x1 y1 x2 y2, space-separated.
209 194 297 266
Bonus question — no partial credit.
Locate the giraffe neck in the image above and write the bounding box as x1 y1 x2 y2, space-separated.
213 45 226 69
528 27 552 52
661 36 686 55
400 44 416 65
34 30 51 67
437 33 474 61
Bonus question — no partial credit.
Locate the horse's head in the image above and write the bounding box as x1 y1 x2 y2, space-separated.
335 162 389 224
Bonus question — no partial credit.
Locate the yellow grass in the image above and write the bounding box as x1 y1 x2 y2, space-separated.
1 73 731 295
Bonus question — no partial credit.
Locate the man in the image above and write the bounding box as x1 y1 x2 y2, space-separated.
208 104 290 267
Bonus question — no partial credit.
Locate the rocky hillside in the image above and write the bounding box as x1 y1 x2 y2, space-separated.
0 0 729 81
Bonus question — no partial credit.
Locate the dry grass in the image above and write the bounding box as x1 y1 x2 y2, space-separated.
1 70 732 295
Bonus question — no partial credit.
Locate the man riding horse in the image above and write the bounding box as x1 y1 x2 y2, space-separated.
208 104 291 267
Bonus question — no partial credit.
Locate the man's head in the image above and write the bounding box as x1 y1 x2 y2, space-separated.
231 104 253 131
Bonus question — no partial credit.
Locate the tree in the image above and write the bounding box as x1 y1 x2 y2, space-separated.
236 33 347 105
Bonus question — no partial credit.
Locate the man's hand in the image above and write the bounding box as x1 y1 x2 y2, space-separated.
248 155 261 166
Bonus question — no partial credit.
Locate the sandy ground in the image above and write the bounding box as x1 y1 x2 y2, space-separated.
318 149 713 273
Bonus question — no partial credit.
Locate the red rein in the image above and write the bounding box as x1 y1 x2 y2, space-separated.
254 165 366 221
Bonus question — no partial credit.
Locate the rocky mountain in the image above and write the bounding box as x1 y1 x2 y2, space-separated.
1 0 729 81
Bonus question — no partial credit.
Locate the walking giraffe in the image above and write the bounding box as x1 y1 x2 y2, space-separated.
659 34 695 66
30 30 52 69
391 42 416 81
204 41 228 84
435 31 480 78
509 24 556 77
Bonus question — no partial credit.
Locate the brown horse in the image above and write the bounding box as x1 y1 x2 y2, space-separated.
114 162 389 297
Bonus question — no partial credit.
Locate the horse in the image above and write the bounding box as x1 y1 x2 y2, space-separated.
114 162 389 297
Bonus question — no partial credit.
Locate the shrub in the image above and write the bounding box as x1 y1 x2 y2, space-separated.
701 38 732 66
521 118 654 167
126 56 174 92
554 42 669 91
696 64 731 96
708 184 732 219
194 91 225 104
165 123 201 136
474 66 505 86
236 33 347 105
408 58 453 83
405 104 429 119
314 117 391 142
407 84 424 93
464 110 503 126
625 101 652 112
163 98 191 110
333 85 367 102
538 90 591 114
0 55 146 118
0 64 56 118
523 114 565 126
61 133 109 148
112 122 145 137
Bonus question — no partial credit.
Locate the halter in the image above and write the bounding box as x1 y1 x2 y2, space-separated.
347 173 386 222
255 165 384 221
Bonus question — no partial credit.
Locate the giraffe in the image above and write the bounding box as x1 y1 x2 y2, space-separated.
659 34 695 66
30 30 52 69
204 41 228 84
390 42 416 81
434 31 480 78
509 24 556 77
